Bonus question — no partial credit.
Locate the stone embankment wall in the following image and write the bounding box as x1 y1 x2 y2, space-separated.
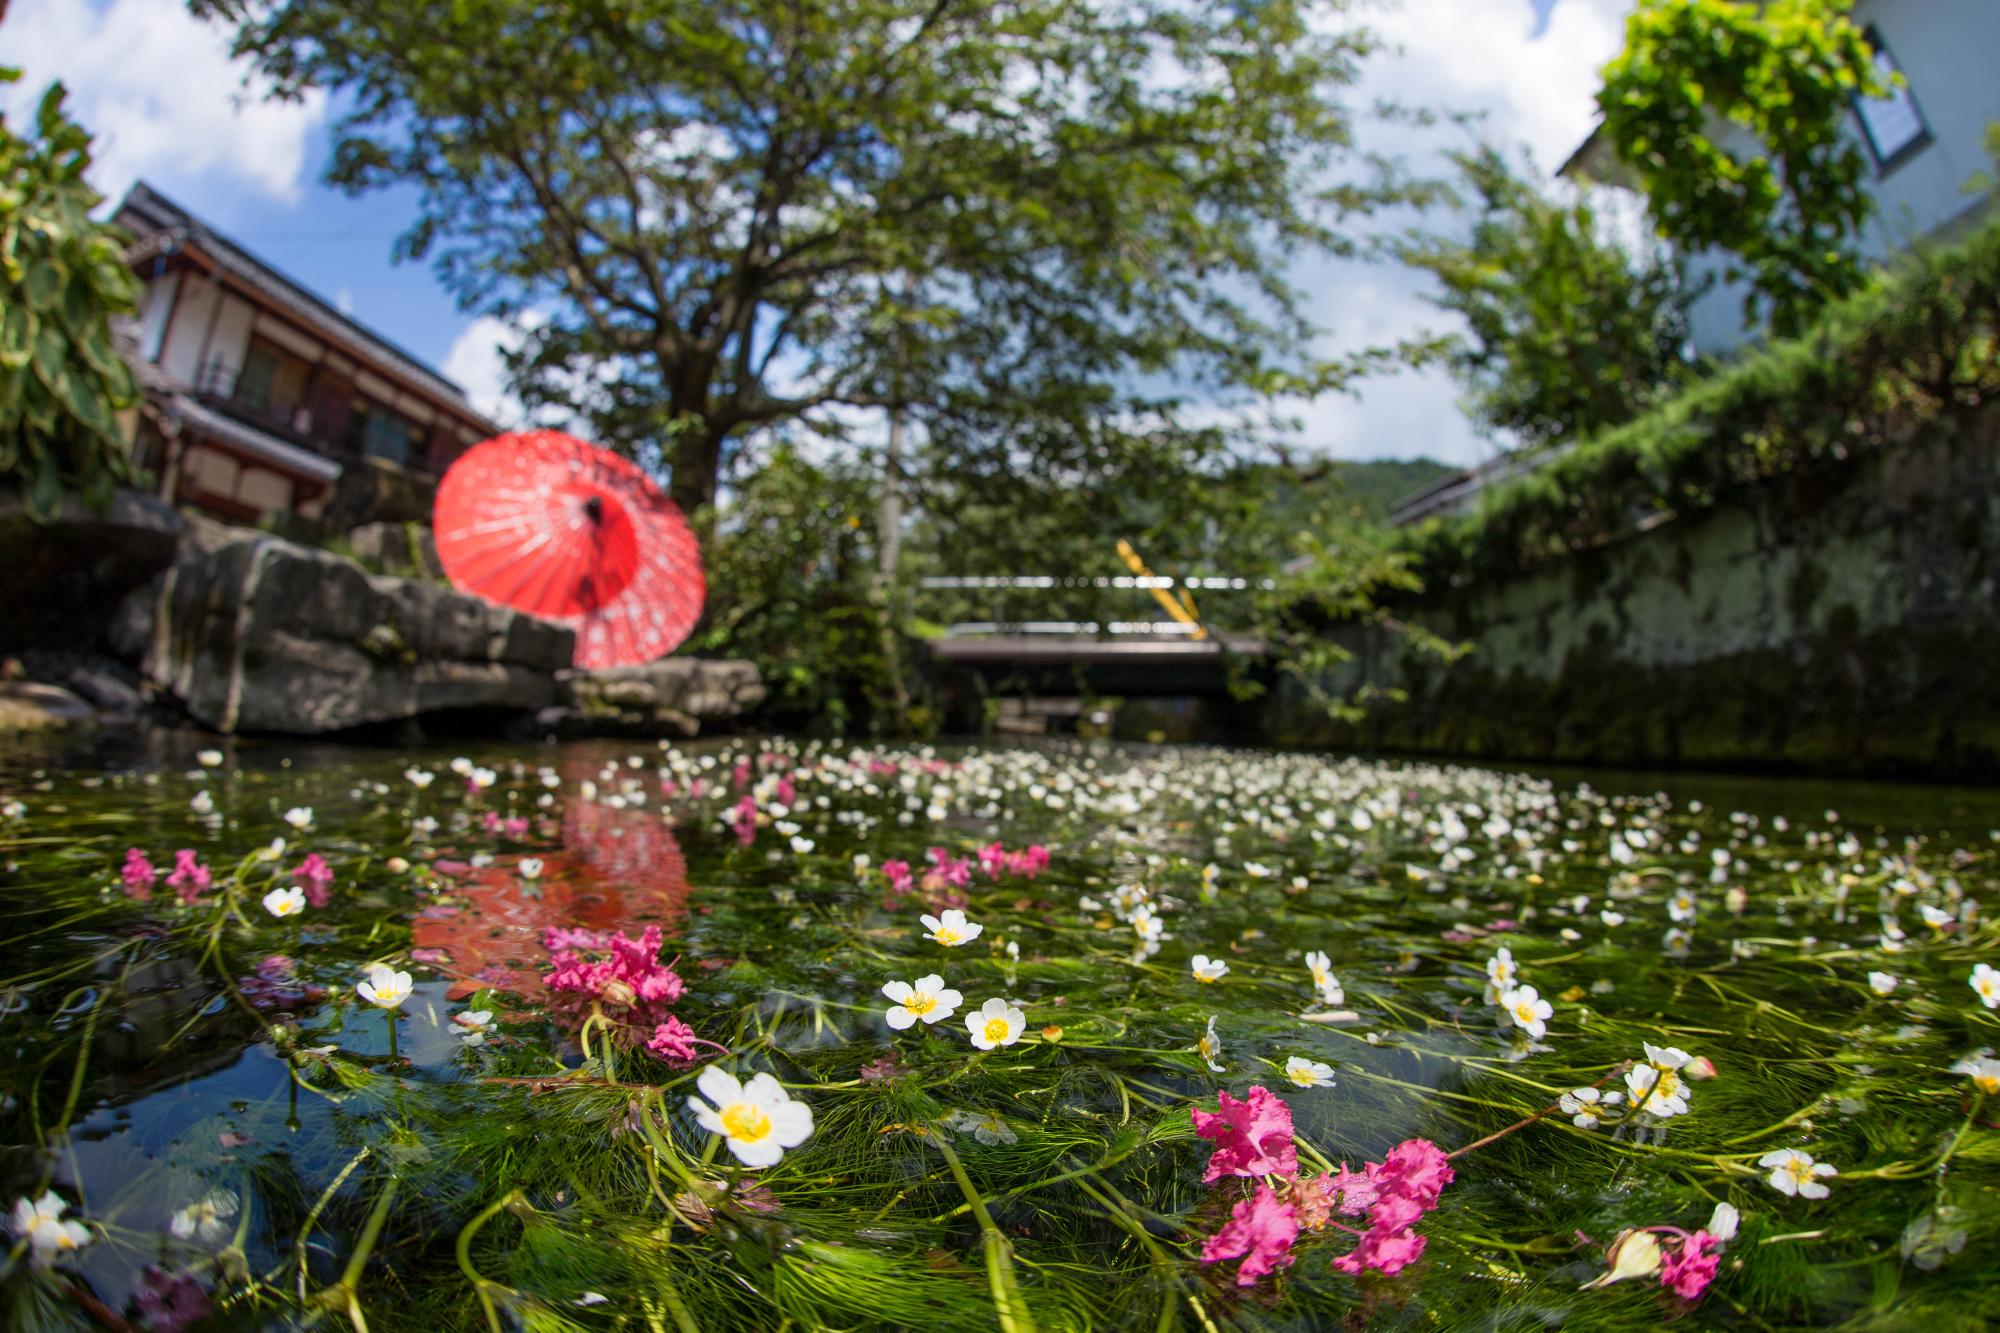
1269 403 2000 778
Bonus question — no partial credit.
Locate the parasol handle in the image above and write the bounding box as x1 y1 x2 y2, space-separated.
583 495 604 524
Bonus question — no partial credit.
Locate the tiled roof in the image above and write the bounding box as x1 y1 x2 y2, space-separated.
114 181 487 423
164 395 344 484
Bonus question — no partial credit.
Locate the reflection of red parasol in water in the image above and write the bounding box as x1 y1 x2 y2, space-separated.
433 429 706 668
412 795 693 999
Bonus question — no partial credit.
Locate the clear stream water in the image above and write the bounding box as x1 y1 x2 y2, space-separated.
1 731 1997 1331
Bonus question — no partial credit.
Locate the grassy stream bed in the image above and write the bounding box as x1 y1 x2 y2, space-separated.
0 735 1997 1330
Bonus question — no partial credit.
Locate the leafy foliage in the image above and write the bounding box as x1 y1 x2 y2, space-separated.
199 0 1408 514
0 69 140 517
687 446 918 735
1400 145 1700 452
1412 217 2000 583
1597 0 1888 337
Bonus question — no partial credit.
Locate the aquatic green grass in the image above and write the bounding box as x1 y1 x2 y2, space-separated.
0 740 1997 1329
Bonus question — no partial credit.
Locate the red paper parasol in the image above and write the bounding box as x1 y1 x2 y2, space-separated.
433 430 705 668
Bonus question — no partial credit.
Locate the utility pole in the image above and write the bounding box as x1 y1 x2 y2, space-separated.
875 281 915 729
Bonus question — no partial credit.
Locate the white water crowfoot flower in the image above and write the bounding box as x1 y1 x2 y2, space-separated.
282 806 314 831
1485 945 1518 990
1190 954 1229 983
1760 1147 1837 1199
944 1109 1019 1145
687 1067 813 1167
920 909 983 947
1559 1086 1624 1129
262 886 307 918
517 857 544 880
1283 1056 1336 1089
1625 1044 1695 1119
1971 963 2000 1009
1196 1016 1225 1072
883 975 962 1029
1950 1053 2000 1095
10 1192 91 1264
454 1010 495 1045
1499 985 1553 1040
404 767 435 789
169 1191 238 1246
357 964 414 1010
1868 971 1900 996
966 997 1026 1050
1304 950 1344 1004
196 749 224 768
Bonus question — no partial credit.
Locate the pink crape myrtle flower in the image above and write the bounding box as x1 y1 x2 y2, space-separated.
1332 1225 1428 1276
924 847 972 889
644 1014 727 1063
1192 1085 1298 1183
544 926 613 952
881 860 915 898
165 850 211 903
1321 1138 1453 1277
1202 1184 1300 1286
1659 1231 1720 1300
543 926 689 1051
728 795 758 847
292 853 334 908
121 848 156 899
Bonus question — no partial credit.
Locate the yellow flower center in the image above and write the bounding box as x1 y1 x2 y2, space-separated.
720 1102 773 1143
1976 1073 2000 1095
904 992 936 1016
933 928 961 946
1289 1067 1315 1086
1786 1158 1814 1185
983 1017 1012 1044
1513 1001 1539 1025
1198 1036 1217 1060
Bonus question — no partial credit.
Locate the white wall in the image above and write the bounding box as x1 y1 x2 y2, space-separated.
157 279 256 390
1684 0 2000 354
136 270 178 362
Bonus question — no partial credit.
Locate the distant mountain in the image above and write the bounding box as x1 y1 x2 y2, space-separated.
1248 456 1456 529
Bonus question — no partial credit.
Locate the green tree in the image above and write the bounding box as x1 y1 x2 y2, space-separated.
199 0 1404 515
688 444 911 733
0 69 141 517
1597 0 1889 337
1400 145 1698 452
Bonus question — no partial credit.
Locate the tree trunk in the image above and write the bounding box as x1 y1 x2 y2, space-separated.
668 428 723 516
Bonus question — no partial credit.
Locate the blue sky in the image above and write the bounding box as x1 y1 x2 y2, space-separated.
5 0 1631 466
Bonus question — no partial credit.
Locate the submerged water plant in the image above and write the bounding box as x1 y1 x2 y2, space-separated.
0 738 1998 1329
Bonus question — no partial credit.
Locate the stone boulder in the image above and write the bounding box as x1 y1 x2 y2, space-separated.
145 534 574 734
0 488 184 654
551 658 766 736
0 682 97 736
346 521 444 580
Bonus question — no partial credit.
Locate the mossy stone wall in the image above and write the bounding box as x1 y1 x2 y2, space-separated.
1270 402 2000 778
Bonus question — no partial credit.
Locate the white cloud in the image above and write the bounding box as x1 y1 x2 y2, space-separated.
1 0 326 207
1360 0 1629 168
441 316 527 428
1269 0 1633 466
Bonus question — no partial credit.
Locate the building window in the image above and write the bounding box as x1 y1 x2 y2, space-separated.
344 396 427 467
1853 29 1928 172
235 337 311 416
